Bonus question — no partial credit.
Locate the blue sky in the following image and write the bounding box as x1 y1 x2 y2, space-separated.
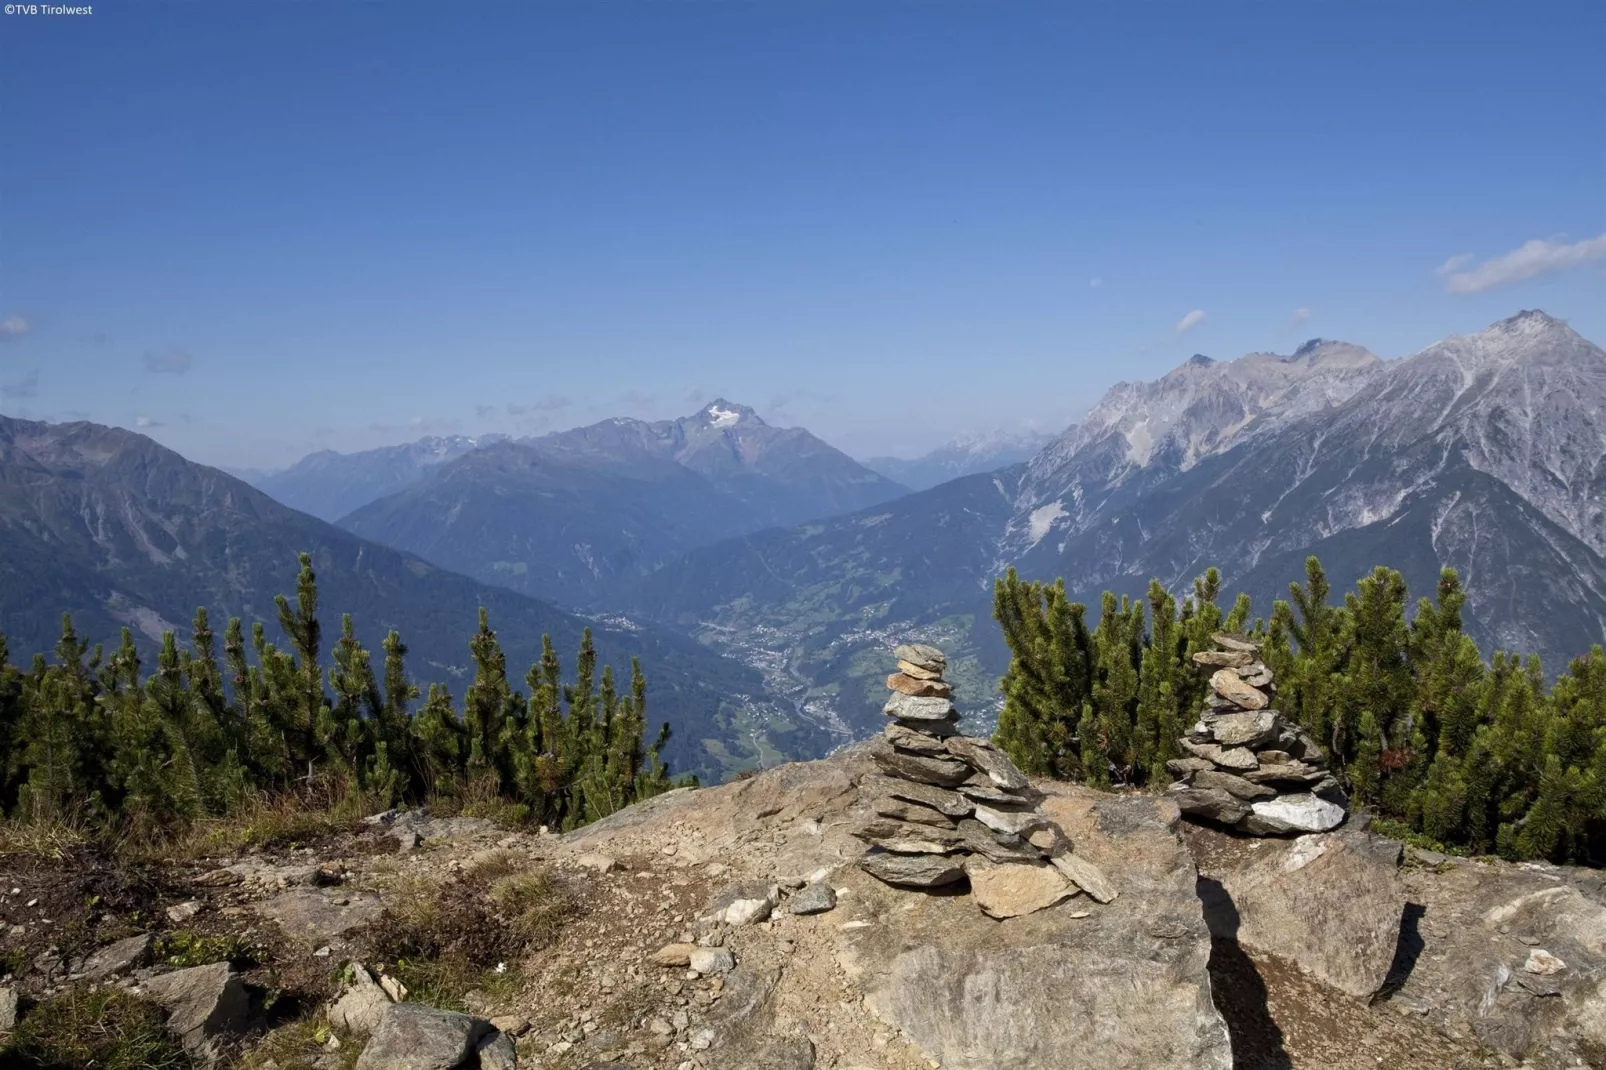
2 2 1603 468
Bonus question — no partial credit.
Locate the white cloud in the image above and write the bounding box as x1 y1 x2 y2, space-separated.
1174 309 1206 334
1292 307 1312 326
1089 277 1103 289
0 314 31 342
1435 253 1474 276
1442 232 1606 293
135 415 161 428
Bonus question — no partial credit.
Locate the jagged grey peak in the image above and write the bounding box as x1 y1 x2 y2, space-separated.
1321 310 1606 558
1006 338 1384 552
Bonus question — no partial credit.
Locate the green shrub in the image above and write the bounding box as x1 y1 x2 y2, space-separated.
4 986 191 1070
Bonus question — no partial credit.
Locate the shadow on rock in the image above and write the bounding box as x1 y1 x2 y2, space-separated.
1197 876 1291 1070
1371 901 1426 1004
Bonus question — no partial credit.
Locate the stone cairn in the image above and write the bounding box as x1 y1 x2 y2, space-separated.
1167 632 1349 835
854 643 1116 916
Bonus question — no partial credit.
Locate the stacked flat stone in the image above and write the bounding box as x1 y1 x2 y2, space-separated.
1167 632 1349 836
855 644 1117 915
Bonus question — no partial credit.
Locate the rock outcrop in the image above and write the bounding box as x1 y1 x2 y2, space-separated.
558 734 1232 1070
856 644 1118 917
1196 825 1408 998
1168 633 1348 835
1388 852 1606 1066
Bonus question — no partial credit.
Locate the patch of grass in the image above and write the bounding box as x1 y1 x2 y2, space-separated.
123 780 387 863
4 986 192 1070
1371 818 1473 858
230 1017 359 1070
0 815 96 860
358 860 572 1011
153 929 254 969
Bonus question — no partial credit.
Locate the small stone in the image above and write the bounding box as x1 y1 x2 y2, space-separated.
1047 851 1118 903
1027 827 1066 853
1236 663 1274 687
955 775 1038 806
689 1027 716 1050
1191 649 1253 668
871 795 959 828
1210 669 1269 710
868 738 971 787
1255 750 1293 765
883 722 950 755
1243 793 1346 834
943 736 1031 791
489 1015 529 1036
886 673 952 698
787 883 837 916
1523 949 1566 975
1166 757 1216 776
577 853 617 874
864 776 974 817
0 986 16 1033
78 933 152 981
379 973 408 1003
1211 632 1260 653
328 964 391 1036
688 947 735 975
1206 711 1281 749
1169 785 1252 825
964 859 1077 919
1191 769 1276 800
892 643 947 673
858 849 967 888
166 900 202 924
650 943 697 967
882 692 958 723
1180 739 1259 771
721 897 773 926
970 804 1049 838
1243 761 1326 784
852 818 965 854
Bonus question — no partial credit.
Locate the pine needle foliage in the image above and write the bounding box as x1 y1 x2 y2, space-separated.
0 554 689 838
993 557 1606 865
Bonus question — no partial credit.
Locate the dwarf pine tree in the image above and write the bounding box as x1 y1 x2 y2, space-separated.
992 557 1606 864
992 569 1094 779
0 555 688 840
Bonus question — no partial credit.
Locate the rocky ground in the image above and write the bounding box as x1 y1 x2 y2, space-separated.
2 749 1603 1069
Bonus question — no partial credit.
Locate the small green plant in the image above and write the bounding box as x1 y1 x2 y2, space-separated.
1371 818 1472 858
153 929 253 968
4 986 192 1070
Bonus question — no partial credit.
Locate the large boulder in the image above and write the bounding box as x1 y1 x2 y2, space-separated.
1197 827 1407 999
847 790 1231 1069
555 745 1231 1070
354 1002 493 1070
1388 855 1606 1066
140 961 252 1060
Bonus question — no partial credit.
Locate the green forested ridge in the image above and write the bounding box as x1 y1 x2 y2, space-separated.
993 558 1606 865
0 553 686 836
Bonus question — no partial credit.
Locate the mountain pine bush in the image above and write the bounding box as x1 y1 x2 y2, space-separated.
0 553 686 839
992 557 1606 865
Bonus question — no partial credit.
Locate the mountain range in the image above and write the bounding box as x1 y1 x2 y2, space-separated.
617 312 1606 759
863 429 1057 491
247 434 506 522
333 400 908 608
6 311 1603 781
0 415 832 782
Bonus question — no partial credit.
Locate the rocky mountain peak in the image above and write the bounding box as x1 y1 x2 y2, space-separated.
694 398 764 430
